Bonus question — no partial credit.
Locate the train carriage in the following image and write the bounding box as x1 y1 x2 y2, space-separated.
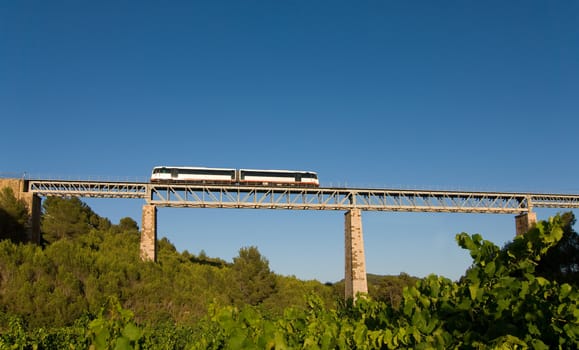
239 169 319 187
151 166 236 184
151 166 319 187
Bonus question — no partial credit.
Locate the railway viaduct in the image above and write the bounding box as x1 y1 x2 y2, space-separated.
2 177 579 300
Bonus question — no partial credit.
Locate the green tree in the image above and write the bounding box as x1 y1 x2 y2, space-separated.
117 217 139 233
41 197 92 243
0 187 29 243
41 196 113 244
535 211 579 286
229 246 277 306
372 273 418 309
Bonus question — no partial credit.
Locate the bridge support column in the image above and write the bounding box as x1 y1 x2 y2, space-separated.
515 211 537 236
27 194 41 244
0 179 41 244
140 205 157 262
345 209 368 301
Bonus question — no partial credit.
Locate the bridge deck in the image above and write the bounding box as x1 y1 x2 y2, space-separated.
27 180 147 198
26 180 579 213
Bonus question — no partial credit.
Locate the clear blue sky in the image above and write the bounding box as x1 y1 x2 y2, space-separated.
1 1 578 282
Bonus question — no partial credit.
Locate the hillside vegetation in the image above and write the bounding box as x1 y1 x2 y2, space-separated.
0 190 342 328
0 187 577 348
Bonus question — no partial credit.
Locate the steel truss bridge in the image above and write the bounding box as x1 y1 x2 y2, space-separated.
23 178 579 300
26 180 579 213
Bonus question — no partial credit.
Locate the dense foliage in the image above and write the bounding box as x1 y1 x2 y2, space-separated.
41 196 113 243
0 192 577 348
0 187 29 243
0 225 336 329
0 194 339 343
184 215 578 349
534 211 579 287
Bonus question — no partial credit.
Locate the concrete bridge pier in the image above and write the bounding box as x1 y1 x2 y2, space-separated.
345 209 368 301
140 204 157 261
0 179 41 243
28 194 41 243
515 211 537 236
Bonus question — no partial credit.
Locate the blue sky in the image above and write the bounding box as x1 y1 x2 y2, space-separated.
1 1 578 282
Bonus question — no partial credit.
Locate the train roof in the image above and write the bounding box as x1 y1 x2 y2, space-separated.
152 166 317 175
240 168 318 175
152 166 236 171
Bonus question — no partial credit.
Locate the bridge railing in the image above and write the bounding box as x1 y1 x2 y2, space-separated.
148 185 533 213
23 179 579 213
28 180 147 198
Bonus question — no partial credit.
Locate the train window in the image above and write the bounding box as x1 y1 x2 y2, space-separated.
302 172 318 179
179 168 235 176
241 170 295 178
153 167 171 174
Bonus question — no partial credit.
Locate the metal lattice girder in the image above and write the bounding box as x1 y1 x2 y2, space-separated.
27 180 147 198
148 185 537 213
350 190 530 213
529 194 579 208
25 180 579 213
149 186 354 210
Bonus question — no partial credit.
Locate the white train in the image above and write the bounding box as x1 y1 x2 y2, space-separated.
150 166 319 187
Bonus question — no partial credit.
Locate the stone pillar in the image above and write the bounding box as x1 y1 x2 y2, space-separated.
515 211 537 236
15 190 41 244
140 205 157 261
27 193 41 244
345 209 368 301
0 179 41 244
